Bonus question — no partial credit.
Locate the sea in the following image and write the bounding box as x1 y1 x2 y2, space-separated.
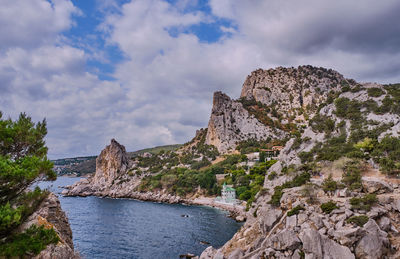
37 177 242 259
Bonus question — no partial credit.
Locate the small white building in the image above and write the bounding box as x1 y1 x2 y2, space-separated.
214 183 238 204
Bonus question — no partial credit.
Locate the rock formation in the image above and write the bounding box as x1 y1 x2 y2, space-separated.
93 138 129 187
205 92 285 153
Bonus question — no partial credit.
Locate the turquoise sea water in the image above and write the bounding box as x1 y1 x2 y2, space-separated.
38 177 242 259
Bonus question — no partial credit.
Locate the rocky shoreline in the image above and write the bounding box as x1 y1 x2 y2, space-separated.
62 178 246 221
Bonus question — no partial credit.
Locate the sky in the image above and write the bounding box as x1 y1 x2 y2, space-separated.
1 0 400 159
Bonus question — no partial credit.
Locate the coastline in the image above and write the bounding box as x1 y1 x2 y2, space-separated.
62 179 246 221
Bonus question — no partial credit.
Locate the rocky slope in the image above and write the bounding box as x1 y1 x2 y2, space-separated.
198 67 400 258
19 193 79 258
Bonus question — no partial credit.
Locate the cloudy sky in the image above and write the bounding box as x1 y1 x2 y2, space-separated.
1 0 400 159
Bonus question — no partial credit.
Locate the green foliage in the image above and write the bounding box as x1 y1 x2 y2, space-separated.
350 194 377 211
367 87 385 97
139 166 219 196
342 160 363 190
0 224 59 257
346 215 369 227
268 171 277 180
309 114 335 135
0 203 22 236
287 205 305 216
322 174 337 192
371 136 400 175
334 97 362 120
320 201 339 214
354 137 374 152
0 111 58 257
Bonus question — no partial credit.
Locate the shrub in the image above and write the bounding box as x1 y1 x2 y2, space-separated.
322 174 337 192
367 87 385 97
320 201 338 214
301 183 317 204
346 215 369 227
0 224 59 257
350 194 377 211
268 171 277 180
342 160 363 190
269 172 311 206
287 205 305 216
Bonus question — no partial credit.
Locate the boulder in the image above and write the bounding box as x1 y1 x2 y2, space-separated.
300 228 354 259
355 219 389 259
268 229 301 251
362 177 393 194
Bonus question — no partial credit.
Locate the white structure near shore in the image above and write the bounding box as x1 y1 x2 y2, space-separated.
215 183 238 204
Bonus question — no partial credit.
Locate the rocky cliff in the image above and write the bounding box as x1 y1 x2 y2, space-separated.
93 138 129 187
205 66 352 153
20 193 79 259
205 92 286 153
199 67 400 259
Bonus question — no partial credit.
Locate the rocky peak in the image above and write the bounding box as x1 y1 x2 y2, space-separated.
205 91 286 153
93 138 129 186
240 65 348 116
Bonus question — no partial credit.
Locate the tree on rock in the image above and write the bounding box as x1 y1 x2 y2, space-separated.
0 112 59 256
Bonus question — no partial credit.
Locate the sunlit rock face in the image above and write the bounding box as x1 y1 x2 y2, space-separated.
93 139 129 187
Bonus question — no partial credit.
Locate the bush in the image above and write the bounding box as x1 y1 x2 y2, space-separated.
367 87 385 97
346 215 369 227
342 160 363 190
320 201 338 214
0 224 59 257
287 205 305 216
269 172 310 206
322 174 337 192
350 194 377 211
268 171 277 180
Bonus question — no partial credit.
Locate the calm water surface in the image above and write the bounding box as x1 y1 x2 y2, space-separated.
38 177 242 259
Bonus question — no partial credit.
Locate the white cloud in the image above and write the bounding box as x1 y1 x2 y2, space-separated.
2 0 400 158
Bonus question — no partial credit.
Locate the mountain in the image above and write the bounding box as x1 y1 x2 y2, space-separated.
63 65 400 258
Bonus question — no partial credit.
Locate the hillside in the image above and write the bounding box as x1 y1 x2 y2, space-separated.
63 66 400 258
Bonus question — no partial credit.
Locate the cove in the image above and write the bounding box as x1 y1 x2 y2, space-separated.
38 177 242 259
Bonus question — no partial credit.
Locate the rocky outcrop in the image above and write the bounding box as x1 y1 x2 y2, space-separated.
19 193 79 259
205 91 285 153
93 138 129 187
240 66 345 115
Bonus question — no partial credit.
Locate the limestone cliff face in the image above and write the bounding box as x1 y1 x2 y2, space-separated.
240 66 346 115
93 139 129 186
205 91 286 153
205 66 350 153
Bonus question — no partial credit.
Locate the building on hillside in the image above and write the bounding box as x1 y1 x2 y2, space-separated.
260 146 283 160
215 183 237 204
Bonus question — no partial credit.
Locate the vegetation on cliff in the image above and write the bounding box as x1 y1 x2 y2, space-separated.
0 112 59 256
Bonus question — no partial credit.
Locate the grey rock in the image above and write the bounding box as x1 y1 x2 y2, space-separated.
362 177 393 194
355 219 389 259
200 246 216 259
268 229 301 251
300 228 354 259
227 248 243 259
377 216 391 232
286 215 297 229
